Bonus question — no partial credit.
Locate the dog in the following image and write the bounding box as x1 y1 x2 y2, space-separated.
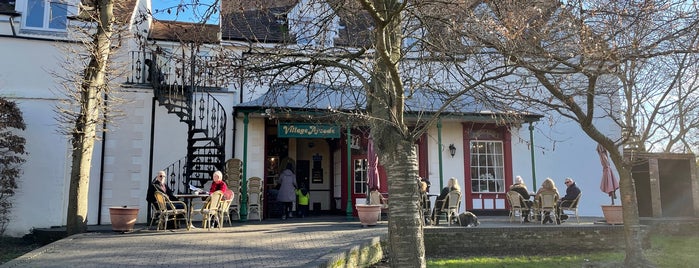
458 211 480 227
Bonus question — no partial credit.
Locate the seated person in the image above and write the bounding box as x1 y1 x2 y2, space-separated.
209 170 228 195
418 180 431 224
146 170 184 209
535 178 560 224
368 187 388 208
509 176 534 222
431 177 461 225
558 177 581 222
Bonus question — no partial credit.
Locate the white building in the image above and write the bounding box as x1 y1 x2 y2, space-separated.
0 0 617 236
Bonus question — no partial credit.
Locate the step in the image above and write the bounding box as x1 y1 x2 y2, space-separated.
189 129 207 135
188 143 222 148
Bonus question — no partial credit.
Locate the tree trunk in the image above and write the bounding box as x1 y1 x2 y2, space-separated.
382 139 425 268
66 0 114 235
608 150 655 267
361 0 424 266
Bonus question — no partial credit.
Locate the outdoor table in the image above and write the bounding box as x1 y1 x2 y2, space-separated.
175 193 210 230
426 193 439 212
427 193 438 203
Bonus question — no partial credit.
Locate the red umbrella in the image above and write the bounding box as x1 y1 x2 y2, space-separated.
367 136 380 203
597 143 619 204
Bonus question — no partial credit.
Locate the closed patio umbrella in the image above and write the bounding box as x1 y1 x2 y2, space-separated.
597 143 619 204
366 136 380 204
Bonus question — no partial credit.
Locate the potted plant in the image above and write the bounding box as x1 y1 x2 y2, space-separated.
601 190 623 224
356 188 384 227
109 206 140 232
597 144 622 224
357 137 384 227
356 203 382 227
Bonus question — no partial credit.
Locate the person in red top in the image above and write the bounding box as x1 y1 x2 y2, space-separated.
209 170 228 193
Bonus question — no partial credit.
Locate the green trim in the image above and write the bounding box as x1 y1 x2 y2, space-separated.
529 122 537 189
346 125 353 219
241 113 249 221
437 119 444 190
233 107 543 124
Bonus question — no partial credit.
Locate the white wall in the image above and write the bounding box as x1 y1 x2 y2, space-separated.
6 99 71 236
426 122 465 190
1 36 238 236
421 117 619 217
511 116 620 217
0 37 73 236
233 116 266 180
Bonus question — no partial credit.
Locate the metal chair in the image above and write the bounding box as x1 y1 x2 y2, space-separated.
190 190 223 230
247 177 263 221
537 192 559 224
227 193 241 221
368 190 388 221
436 191 462 226
148 203 160 229
218 198 233 227
559 193 582 223
153 191 188 230
506 191 532 223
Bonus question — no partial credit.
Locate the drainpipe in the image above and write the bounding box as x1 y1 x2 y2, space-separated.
97 94 108 224
231 109 236 163
346 125 353 219
146 96 157 223
240 112 249 221
529 122 537 188
437 119 444 190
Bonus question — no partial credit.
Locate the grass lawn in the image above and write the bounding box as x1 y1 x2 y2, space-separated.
427 235 699 268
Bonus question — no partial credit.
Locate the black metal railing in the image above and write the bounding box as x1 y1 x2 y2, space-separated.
133 50 227 194
126 51 227 89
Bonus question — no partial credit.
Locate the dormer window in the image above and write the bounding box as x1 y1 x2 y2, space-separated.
24 0 70 31
288 0 339 48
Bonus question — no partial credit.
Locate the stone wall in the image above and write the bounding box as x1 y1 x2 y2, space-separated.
424 225 648 258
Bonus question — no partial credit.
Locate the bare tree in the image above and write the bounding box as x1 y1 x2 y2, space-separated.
644 52 699 154
221 1 522 266
55 0 118 235
461 0 699 266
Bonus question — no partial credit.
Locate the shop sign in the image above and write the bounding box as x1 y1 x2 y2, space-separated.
278 123 341 138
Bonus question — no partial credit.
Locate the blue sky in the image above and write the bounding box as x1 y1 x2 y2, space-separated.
151 0 219 24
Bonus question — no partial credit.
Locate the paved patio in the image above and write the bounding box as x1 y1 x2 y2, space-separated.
0 215 614 268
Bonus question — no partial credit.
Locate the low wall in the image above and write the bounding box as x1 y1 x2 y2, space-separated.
424 225 649 258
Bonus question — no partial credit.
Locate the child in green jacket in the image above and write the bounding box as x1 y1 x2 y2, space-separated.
296 183 310 218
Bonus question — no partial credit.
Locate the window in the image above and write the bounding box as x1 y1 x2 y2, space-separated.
287 0 339 48
353 158 368 195
470 141 505 193
25 0 68 30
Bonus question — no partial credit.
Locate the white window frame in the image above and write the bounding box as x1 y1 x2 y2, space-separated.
21 0 76 31
469 140 505 193
353 158 368 195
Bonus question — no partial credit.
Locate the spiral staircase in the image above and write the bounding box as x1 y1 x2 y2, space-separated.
130 51 227 193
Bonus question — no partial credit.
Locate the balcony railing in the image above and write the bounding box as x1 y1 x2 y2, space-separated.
126 51 228 89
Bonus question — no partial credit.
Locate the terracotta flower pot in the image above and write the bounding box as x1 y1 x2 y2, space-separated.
601 205 623 225
109 206 140 232
356 204 382 227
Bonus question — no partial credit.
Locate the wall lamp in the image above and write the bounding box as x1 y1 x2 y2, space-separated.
449 144 456 158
